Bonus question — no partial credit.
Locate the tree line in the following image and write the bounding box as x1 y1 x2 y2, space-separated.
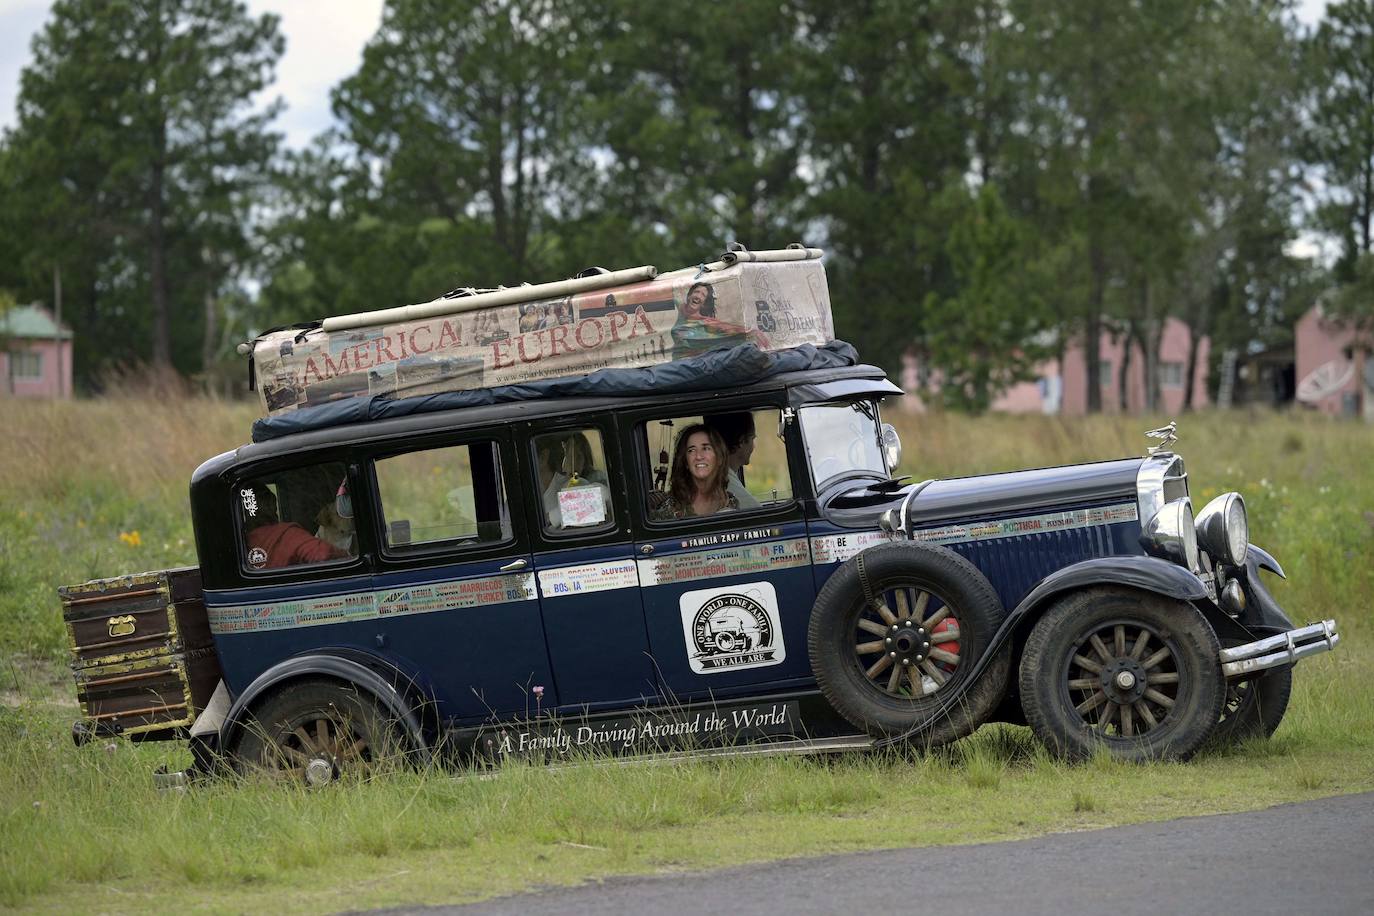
1 0 1372 411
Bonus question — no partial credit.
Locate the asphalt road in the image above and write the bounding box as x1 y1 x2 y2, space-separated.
369 791 1374 916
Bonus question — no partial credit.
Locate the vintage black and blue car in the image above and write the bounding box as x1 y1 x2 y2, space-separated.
58 345 1342 783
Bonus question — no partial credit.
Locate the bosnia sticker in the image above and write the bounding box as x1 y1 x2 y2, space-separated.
678 582 785 675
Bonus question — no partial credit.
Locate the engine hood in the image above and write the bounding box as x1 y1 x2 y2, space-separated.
822 457 1145 531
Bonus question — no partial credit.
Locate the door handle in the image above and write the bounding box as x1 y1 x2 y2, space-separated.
499 558 529 572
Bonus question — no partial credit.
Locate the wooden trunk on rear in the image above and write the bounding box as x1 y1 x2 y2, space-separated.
59 567 222 739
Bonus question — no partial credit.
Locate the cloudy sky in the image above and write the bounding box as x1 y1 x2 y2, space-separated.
0 1 1337 149
0 0 384 148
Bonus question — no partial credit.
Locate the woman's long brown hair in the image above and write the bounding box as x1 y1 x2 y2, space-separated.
669 423 731 511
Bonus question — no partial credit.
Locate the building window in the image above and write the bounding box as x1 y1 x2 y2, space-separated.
1158 362 1184 389
10 350 42 379
1099 360 1112 387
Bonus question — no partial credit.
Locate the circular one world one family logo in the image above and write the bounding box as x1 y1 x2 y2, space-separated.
691 592 775 663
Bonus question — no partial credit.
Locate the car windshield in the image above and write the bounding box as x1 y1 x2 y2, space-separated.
799 400 886 486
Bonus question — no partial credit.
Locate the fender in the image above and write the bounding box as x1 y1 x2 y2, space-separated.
1250 544 1286 579
872 554 1231 751
1008 555 1254 644
218 649 432 760
1236 543 1295 635
1010 554 1208 616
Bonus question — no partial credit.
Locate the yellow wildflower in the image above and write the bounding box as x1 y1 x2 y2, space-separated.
118 530 142 548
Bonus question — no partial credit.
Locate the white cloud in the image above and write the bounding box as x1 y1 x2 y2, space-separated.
1295 0 1330 27
0 0 51 135
0 0 384 147
244 0 384 148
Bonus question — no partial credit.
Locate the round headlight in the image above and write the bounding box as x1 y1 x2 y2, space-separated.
1181 504 1199 571
1195 492 1248 567
1140 498 1200 571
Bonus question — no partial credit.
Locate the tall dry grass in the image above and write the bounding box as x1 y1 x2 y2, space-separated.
0 391 256 498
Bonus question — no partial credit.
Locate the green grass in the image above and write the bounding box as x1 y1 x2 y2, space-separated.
1 398 1372 913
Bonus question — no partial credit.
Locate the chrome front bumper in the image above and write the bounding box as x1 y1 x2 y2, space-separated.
1220 619 1340 679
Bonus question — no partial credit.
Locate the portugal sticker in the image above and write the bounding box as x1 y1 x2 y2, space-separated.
679 582 785 674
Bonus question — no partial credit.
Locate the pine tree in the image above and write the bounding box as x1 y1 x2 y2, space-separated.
7 0 283 378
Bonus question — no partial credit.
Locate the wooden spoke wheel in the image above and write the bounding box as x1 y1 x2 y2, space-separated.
1019 588 1224 762
809 542 1010 747
1061 620 1182 740
851 584 963 700
233 680 401 784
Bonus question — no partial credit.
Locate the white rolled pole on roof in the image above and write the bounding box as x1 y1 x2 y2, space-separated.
661 245 825 276
320 265 659 333
719 245 823 266
314 246 822 334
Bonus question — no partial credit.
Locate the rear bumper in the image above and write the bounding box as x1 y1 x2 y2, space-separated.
1219 619 1340 679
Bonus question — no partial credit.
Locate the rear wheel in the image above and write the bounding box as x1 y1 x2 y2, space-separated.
1019 588 1224 762
233 680 404 784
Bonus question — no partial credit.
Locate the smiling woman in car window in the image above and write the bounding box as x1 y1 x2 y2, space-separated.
651 424 739 520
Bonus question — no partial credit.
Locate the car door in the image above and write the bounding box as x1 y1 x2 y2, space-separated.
208 452 375 697
627 402 818 704
523 420 658 712
365 430 556 723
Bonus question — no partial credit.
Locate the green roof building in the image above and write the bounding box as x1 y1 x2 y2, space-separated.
1 303 74 399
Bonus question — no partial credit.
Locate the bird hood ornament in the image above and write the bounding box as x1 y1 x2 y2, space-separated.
1143 421 1178 456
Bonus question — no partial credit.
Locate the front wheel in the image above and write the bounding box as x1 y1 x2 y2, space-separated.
1018 588 1224 762
1212 664 1292 746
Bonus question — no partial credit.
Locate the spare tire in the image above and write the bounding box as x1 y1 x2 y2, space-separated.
808 541 1011 747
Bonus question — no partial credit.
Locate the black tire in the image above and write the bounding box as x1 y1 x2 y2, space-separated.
808 541 1011 748
232 679 405 784
1212 664 1293 745
1018 588 1224 762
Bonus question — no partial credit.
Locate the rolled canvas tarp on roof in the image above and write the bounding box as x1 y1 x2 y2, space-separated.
251 341 862 442
249 250 834 418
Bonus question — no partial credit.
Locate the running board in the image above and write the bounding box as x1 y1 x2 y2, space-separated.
1220 619 1340 679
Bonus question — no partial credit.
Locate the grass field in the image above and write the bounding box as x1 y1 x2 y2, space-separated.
1 395 1371 913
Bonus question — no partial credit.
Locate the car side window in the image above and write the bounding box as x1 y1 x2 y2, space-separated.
374 441 511 550
531 428 615 532
644 409 793 522
237 461 355 572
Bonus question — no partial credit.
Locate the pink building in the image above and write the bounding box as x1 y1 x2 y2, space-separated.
902 317 1210 415
1294 303 1371 419
0 304 74 399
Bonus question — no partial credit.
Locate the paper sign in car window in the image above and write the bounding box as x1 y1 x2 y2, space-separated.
558 485 606 527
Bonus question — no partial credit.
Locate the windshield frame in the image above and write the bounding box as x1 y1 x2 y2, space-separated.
798 398 889 492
